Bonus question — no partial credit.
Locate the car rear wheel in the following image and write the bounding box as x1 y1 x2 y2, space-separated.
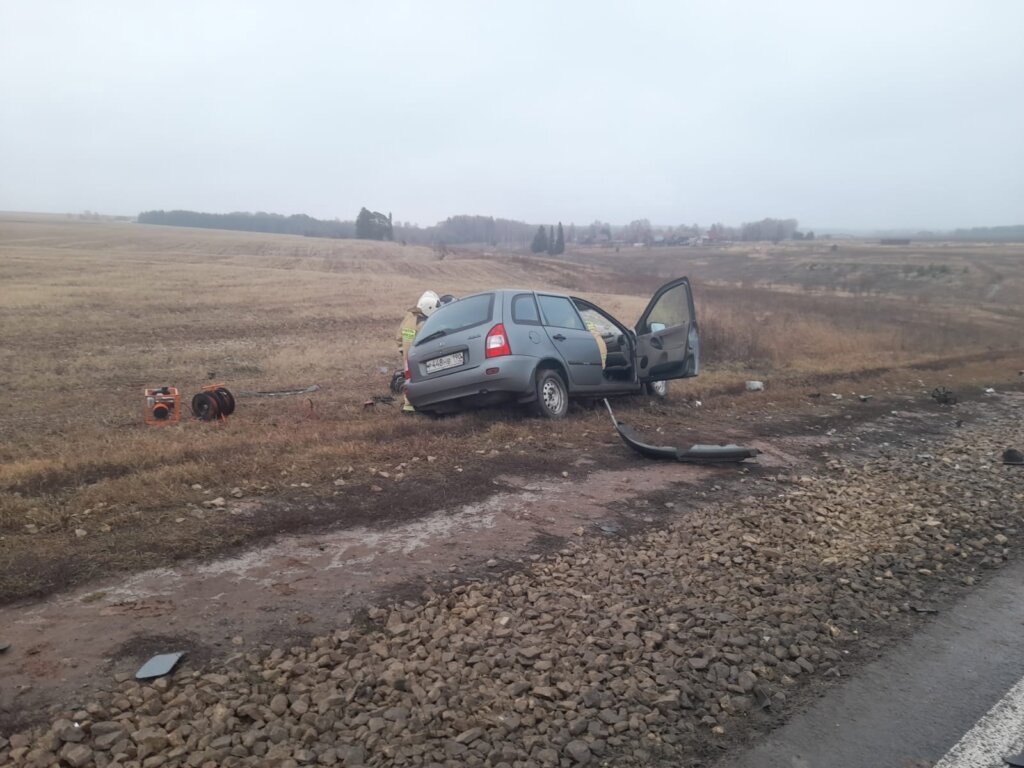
389 370 406 395
645 380 669 398
533 368 568 419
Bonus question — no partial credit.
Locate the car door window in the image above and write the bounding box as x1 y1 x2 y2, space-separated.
576 306 617 336
511 293 541 325
644 284 691 330
538 295 585 330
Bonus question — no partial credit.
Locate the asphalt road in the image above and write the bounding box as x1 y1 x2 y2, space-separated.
720 558 1024 768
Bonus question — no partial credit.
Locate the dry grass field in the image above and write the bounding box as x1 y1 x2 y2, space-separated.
1 214 1022 602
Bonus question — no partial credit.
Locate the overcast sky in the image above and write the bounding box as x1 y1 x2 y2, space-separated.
1 1 1021 230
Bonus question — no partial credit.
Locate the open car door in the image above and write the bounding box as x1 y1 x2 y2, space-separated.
635 277 699 382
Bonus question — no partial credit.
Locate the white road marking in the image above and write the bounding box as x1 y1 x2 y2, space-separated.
934 674 1024 768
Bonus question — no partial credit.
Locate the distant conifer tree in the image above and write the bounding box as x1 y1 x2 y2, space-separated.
554 222 565 255
531 225 549 254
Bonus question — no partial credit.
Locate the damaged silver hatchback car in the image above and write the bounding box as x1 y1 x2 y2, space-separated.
405 278 699 418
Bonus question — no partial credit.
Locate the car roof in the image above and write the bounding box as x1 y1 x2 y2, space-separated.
472 288 571 298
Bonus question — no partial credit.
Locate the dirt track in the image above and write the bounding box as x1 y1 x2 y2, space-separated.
2 383 1022 766
1 436 792 730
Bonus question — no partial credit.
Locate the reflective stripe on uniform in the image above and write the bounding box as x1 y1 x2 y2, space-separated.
402 328 417 340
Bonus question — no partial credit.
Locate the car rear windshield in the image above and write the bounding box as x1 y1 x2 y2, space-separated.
416 293 494 343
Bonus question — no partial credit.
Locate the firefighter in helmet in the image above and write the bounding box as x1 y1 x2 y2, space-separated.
397 290 441 412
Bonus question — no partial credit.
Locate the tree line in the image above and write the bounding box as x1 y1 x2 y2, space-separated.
136 209 831 246
949 224 1024 242
137 209 357 237
137 209 540 246
397 215 538 248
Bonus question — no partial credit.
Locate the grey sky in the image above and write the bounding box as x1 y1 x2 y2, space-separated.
2 1 1022 230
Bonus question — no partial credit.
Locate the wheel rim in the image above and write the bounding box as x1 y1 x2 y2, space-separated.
541 377 564 414
650 380 667 397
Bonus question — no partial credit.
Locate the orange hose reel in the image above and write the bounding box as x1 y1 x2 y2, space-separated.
191 383 236 422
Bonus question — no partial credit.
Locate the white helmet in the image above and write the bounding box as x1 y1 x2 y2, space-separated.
417 290 440 316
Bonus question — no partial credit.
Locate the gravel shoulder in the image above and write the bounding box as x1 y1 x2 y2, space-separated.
2 388 1022 767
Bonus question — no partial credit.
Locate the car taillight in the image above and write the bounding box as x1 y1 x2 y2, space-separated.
486 324 511 358
404 358 410 380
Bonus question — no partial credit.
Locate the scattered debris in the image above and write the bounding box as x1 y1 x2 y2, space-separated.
807 392 821 399
235 384 320 398
931 387 958 405
830 393 843 400
754 686 773 710
858 395 873 402
363 400 375 409
372 394 396 404
0 641 10 653
1003 448 1024 466
135 651 185 680
910 605 938 614
604 400 759 463
745 380 764 392
984 387 997 395
1004 754 1024 767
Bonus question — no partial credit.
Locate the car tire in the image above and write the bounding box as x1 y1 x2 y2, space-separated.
645 380 669 399
389 370 406 395
532 368 568 419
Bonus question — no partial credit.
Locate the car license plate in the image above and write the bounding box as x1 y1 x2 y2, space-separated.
425 351 464 373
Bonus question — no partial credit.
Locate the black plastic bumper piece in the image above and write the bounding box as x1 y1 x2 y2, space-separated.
604 399 760 463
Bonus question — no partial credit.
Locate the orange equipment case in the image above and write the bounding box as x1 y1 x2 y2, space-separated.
144 387 181 426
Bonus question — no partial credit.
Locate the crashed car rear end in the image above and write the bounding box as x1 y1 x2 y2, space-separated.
406 278 700 417
405 291 540 413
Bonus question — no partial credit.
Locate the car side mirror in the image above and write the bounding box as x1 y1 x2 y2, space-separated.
650 322 666 332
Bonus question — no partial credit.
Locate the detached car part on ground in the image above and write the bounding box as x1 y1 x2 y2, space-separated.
604 399 760 463
405 278 700 418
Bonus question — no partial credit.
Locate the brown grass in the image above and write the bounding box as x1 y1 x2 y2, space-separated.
1 214 1021 602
